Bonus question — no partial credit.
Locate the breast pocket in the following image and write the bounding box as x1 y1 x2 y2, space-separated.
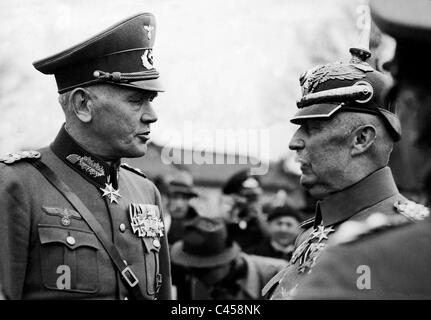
38 225 100 293
142 237 162 296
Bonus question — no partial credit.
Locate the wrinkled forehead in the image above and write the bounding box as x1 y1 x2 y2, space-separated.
87 83 158 98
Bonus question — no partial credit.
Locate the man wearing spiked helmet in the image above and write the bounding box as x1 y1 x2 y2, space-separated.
263 14 428 299
292 0 431 300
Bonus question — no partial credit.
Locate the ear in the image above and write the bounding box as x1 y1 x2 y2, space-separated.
351 125 377 156
69 88 95 123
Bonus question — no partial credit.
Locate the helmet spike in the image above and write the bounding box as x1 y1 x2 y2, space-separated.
350 4 372 63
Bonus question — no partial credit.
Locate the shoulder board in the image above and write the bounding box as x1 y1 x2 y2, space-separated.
394 200 430 221
261 268 288 298
299 217 315 229
329 212 411 246
120 163 147 178
0 151 41 164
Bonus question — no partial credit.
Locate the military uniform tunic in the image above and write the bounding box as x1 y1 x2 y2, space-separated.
263 167 417 299
293 216 431 299
0 126 171 299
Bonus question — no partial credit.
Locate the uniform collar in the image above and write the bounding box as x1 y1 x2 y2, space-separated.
50 124 121 189
315 167 399 227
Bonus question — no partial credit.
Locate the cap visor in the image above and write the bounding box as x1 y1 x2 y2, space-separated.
170 186 198 198
110 78 164 92
290 103 342 124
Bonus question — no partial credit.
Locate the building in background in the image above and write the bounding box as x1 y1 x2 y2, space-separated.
126 142 310 218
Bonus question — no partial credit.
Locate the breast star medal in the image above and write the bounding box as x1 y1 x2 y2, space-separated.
100 183 122 204
291 224 335 274
310 225 335 242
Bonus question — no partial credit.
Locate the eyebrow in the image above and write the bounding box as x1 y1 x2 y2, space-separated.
127 91 158 99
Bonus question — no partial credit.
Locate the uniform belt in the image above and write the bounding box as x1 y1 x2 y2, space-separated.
31 160 146 300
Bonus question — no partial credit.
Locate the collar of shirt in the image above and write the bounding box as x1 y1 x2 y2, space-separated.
50 124 121 189
315 166 399 227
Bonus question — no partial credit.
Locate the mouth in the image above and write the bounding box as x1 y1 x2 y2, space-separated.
299 163 311 174
136 131 150 142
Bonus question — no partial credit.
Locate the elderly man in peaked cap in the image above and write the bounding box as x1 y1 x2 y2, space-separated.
0 13 171 300
263 29 428 299
292 0 431 300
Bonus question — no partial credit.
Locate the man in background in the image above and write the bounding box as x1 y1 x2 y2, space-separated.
222 169 269 253
249 205 302 261
166 172 200 245
171 216 287 300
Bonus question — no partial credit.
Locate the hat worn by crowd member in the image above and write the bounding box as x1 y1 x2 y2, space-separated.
168 178 198 198
291 24 401 141
371 0 431 84
267 205 302 223
222 169 262 198
170 216 241 268
33 12 163 93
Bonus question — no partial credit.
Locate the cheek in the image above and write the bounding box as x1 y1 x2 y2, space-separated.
268 224 278 233
308 140 349 179
101 109 138 138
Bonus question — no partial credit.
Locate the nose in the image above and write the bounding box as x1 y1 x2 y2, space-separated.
289 128 305 151
280 223 292 233
141 102 158 124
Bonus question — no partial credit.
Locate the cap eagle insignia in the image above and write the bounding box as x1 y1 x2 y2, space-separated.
144 25 154 40
300 63 369 96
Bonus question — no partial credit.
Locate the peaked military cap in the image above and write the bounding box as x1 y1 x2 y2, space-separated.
222 168 262 197
168 179 198 198
33 13 163 93
267 205 302 222
291 47 401 141
371 0 431 84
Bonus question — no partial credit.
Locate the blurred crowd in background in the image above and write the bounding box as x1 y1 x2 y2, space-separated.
153 166 314 299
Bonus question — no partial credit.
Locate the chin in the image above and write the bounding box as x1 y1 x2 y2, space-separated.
275 239 293 247
124 145 148 158
308 187 330 200
300 174 317 189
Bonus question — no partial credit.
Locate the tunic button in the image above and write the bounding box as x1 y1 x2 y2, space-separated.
119 223 126 232
66 236 76 246
153 239 161 248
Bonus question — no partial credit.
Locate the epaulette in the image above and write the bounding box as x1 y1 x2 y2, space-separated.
120 163 147 178
261 268 288 298
329 212 411 246
299 217 315 229
394 200 430 221
0 151 41 164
